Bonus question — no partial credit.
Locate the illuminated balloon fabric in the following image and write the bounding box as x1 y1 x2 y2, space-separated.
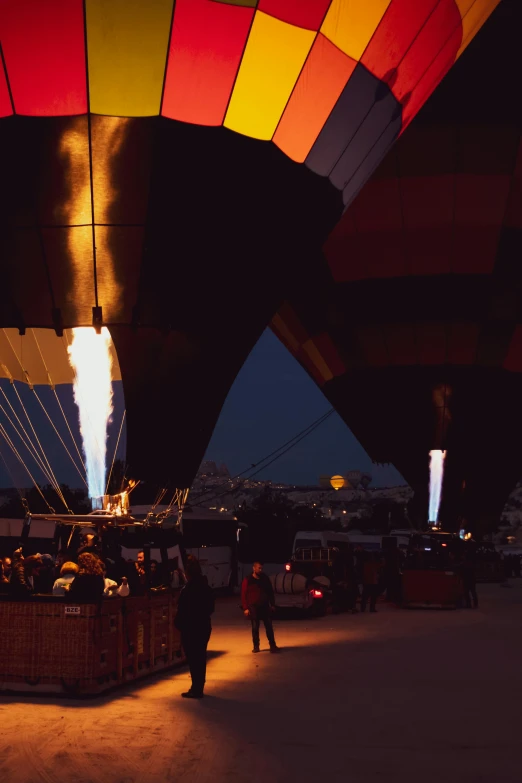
0 112 338 487
0 328 121 385
0 0 502 490
0 0 500 206
270 0 522 532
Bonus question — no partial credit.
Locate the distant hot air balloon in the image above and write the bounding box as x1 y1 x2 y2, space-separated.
271 0 522 534
0 0 501 495
330 475 345 490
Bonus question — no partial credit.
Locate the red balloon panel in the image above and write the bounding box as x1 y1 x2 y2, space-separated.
361 0 462 104
258 0 330 30
162 0 254 126
0 0 87 116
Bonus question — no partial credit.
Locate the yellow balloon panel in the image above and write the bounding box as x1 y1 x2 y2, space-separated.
0 329 122 386
86 0 174 117
321 0 392 61
224 11 315 141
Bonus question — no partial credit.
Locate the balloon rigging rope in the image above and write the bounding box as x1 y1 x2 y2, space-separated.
0 443 24 500
0 392 57 491
1 329 70 508
105 409 126 494
9 383 70 511
31 388 88 491
0 421 55 513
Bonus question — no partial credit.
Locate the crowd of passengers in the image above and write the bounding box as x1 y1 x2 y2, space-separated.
0 533 173 602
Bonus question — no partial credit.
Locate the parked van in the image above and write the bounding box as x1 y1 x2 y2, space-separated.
292 530 351 555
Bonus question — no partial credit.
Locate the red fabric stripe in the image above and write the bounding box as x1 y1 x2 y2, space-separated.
400 26 461 131
452 174 510 274
362 0 462 106
416 322 447 365
0 56 12 117
258 0 330 30
313 333 346 377
447 322 479 365
504 326 522 372
162 0 253 126
505 139 522 230
326 178 407 281
0 0 87 116
385 323 417 365
402 175 454 276
356 326 389 367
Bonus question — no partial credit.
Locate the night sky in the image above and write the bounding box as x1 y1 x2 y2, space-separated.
0 328 404 491
204 328 404 488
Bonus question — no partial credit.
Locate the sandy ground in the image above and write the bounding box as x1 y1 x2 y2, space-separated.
0 582 521 783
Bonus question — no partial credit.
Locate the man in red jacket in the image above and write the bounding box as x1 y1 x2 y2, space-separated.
241 562 279 653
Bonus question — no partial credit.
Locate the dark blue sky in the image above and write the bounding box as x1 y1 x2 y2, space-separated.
205 328 404 488
0 329 404 491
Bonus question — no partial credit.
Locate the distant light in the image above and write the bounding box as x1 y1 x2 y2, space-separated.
424 547 431 551
441 543 447 547
311 589 323 598
285 563 291 572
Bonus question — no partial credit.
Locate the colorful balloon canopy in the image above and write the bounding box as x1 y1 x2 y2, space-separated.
0 0 506 492
0 0 500 204
271 0 522 531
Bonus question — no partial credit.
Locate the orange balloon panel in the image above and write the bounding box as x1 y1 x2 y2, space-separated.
0 0 501 201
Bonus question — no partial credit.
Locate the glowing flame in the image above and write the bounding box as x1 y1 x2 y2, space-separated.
67 328 113 500
428 449 446 523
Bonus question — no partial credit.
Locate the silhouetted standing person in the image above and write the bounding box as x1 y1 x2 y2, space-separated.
361 552 382 613
174 556 214 699
461 554 478 609
241 562 279 653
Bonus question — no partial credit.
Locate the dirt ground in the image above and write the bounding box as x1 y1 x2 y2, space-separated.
0 582 520 783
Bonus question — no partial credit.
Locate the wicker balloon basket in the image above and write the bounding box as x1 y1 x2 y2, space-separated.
0 593 185 696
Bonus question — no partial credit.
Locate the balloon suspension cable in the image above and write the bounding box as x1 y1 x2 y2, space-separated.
0 330 70 510
155 487 189 524
0 387 69 511
0 390 57 488
32 387 88 490
30 328 87 475
0 422 56 513
191 408 335 508
0 442 25 501
7 382 71 512
151 487 168 512
105 409 126 494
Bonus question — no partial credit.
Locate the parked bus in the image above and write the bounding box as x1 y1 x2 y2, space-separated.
132 505 245 590
292 530 410 555
292 530 351 554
